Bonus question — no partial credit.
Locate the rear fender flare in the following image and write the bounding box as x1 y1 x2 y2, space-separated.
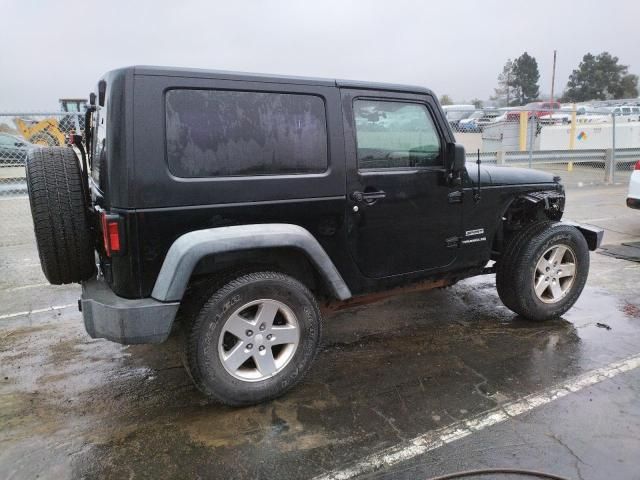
151 224 352 302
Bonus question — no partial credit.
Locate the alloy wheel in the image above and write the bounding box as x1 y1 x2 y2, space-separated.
533 244 577 304
218 299 300 381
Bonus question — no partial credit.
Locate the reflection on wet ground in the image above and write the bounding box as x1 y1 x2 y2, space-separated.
2 267 640 479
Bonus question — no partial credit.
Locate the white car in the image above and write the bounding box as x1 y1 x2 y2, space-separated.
628 160 640 209
442 104 476 123
611 105 640 122
538 104 611 125
457 110 502 132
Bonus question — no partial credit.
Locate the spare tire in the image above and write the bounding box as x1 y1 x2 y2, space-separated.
26 147 96 284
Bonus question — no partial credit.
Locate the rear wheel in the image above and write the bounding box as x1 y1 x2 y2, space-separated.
496 222 589 321
185 271 322 406
25 147 95 284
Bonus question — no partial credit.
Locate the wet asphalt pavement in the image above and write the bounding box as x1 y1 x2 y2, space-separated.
1 183 640 480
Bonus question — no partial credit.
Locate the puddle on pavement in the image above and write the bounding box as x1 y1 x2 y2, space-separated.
2 277 640 479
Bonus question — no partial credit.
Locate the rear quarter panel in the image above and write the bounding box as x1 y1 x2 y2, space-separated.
127 74 349 297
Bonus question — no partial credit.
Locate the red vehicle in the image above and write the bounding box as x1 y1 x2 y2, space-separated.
506 101 561 121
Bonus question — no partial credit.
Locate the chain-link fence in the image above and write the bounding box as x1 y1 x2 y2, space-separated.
445 105 640 185
1 106 640 248
0 111 84 247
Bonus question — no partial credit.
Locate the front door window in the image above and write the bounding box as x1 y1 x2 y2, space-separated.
354 99 441 170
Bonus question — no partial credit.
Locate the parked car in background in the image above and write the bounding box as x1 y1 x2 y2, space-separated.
539 105 590 125
539 104 632 125
458 110 501 132
505 101 561 121
611 105 640 122
0 133 36 166
456 110 483 132
477 110 501 128
442 104 475 128
489 107 517 123
627 160 640 209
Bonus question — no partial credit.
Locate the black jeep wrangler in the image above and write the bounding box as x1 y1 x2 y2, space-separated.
26 66 602 406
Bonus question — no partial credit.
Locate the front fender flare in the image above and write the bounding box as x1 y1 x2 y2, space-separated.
151 224 352 302
561 220 604 251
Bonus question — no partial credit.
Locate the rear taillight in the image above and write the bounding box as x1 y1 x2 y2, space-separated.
635 160 640 171
100 211 121 256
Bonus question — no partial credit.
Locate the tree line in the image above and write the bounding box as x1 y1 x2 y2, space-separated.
493 51 638 106
440 51 638 107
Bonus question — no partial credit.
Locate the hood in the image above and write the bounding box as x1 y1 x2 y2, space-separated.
466 164 557 186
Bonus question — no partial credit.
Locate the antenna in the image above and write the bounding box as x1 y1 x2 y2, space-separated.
474 149 482 202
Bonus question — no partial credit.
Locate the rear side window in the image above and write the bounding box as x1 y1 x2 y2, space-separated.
354 99 441 170
166 89 328 177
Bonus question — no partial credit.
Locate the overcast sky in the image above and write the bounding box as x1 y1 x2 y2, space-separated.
1 0 638 111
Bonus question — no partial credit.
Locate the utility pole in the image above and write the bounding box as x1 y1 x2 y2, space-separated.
506 70 511 107
550 50 557 103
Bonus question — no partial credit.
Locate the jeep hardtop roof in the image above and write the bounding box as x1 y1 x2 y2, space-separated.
110 65 435 96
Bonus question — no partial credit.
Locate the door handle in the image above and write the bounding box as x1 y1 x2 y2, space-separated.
448 190 463 203
351 190 386 204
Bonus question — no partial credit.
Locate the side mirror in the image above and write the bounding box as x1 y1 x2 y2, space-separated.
448 143 466 173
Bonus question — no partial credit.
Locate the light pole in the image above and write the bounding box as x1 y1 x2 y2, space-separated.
550 50 557 104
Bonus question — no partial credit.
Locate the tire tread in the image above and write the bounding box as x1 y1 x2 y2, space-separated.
26 147 95 284
496 222 589 320
185 271 322 406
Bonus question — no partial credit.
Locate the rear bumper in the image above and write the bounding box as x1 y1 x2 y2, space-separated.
80 278 179 344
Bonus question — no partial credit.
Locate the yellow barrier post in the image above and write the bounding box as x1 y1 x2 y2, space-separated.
568 103 577 171
519 111 528 151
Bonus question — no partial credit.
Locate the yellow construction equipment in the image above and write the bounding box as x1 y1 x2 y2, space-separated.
14 98 86 146
14 117 65 146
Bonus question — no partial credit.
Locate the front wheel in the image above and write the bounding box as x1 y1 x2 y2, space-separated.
496 222 590 321
185 271 322 406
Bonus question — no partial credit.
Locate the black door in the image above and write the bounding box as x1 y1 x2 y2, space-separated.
341 89 462 278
